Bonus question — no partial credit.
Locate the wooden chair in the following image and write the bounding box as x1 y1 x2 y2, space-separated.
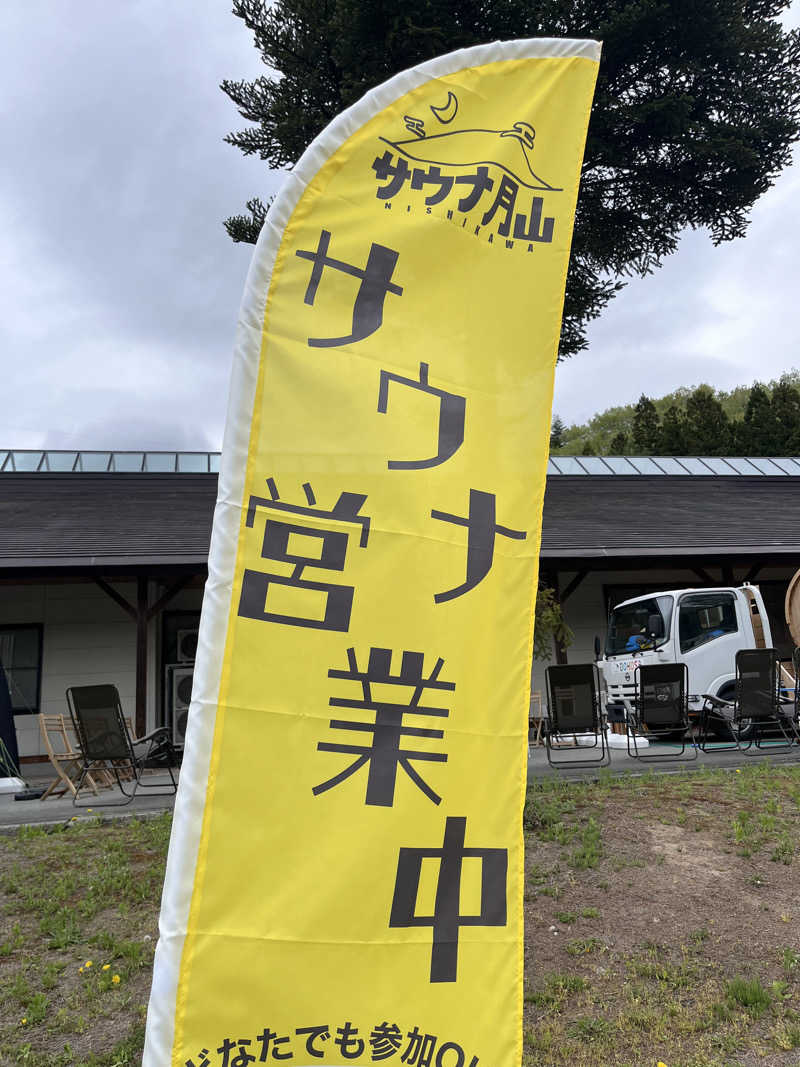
38 713 101 800
529 691 545 746
112 717 139 782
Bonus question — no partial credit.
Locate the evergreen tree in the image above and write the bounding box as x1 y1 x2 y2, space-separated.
739 382 781 454
581 440 595 455
608 431 628 454
658 404 688 455
631 395 660 454
684 386 731 455
222 0 800 360
771 378 800 453
550 415 565 450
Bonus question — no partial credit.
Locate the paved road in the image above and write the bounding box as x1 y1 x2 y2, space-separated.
0 762 177 832
527 736 800 782
3 741 800 830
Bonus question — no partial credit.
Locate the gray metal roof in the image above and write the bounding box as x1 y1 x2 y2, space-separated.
4 450 800 477
0 450 220 473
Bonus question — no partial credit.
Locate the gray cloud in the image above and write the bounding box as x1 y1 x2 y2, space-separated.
553 151 800 426
0 1 281 449
2 2 799 447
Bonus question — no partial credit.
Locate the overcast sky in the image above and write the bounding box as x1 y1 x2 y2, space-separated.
2 2 798 450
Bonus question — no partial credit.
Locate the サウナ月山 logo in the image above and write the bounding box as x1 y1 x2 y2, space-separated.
372 92 559 249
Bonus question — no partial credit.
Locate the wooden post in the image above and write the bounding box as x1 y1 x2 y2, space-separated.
95 574 197 737
136 577 148 737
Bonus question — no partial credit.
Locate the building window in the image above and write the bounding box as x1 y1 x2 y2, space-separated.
0 625 43 714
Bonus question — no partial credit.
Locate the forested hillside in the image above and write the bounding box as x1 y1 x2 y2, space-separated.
551 372 800 456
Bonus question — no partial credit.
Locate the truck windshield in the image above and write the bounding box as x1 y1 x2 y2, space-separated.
605 596 673 656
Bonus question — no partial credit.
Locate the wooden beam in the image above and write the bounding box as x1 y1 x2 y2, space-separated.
560 569 589 604
136 577 148 737
94 578 136 620
147 575 193 621
745 563 762 582
691 568 713 584
99 573 193 736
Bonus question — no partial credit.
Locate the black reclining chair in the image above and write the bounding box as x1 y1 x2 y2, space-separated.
628 663 696 761
699 648 800 753
544 663 609 768
67 684 178 806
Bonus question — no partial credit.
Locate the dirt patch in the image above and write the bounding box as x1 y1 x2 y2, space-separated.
523 766 800 1066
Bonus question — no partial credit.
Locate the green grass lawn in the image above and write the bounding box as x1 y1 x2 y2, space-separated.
0 813 171 1066
2 763 800 1066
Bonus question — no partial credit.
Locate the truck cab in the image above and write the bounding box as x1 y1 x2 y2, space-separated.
597 585 772 716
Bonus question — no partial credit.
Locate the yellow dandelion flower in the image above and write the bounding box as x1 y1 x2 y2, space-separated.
735 768 741 773
112 974 121 985
79 967 84 973
21 1018 27 1025
85 960 93 968
102 963 110 971
658 1062 668 1067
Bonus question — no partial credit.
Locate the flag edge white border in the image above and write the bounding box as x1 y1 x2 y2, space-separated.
142 35 601 1066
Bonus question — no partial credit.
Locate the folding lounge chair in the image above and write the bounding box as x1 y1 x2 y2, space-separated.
628 663 696 761
66 684 178 806
38 713 102 800
699 648 800 753
544 663 609 768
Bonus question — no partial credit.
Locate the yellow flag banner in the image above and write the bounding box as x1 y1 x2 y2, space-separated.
144 38 600 1067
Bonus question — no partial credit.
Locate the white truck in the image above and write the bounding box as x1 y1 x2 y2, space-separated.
595 584 781 739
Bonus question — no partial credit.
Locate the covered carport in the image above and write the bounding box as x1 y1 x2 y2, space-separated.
3 449 800 759
539 457 800 672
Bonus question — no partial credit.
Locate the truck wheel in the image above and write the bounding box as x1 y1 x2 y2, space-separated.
710 684 754 742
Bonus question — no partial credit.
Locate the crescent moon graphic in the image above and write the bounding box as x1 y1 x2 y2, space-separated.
430 91 458 124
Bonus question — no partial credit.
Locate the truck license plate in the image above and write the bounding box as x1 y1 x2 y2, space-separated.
612 659 640 675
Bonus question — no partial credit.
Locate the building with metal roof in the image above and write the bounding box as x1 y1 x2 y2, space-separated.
6 449 800 477
546 454 800 476
1 450 799 761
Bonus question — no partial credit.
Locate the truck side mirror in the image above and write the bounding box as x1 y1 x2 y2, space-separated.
594 635 602 658
647 613 664 639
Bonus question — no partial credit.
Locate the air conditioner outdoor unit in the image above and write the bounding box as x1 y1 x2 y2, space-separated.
171 666 194 746
176 628 199 663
